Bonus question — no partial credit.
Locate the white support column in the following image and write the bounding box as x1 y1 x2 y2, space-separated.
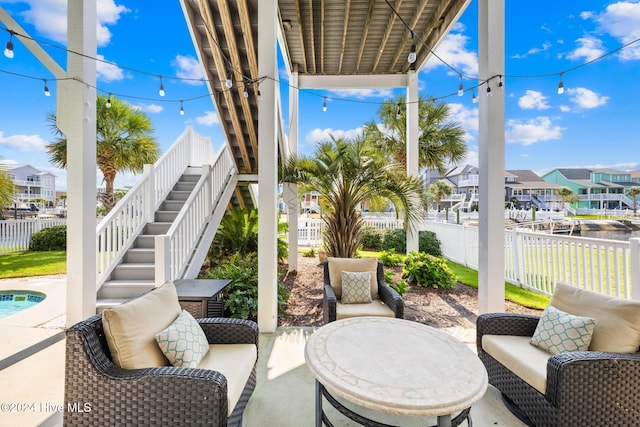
478 0 505 313
406 70 419 254
257 0 279 333
630 238 640 300
61 0 97 325
286 68 299 271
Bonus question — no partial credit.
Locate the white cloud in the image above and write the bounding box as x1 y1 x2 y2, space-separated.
19 0 129 46
173 55 205 85
586 1 640 60
566 87 608 109
512 42 552 59
136 103 163 114
96 54 125 82
506 117 565 146
195 111 220 126
518 90 550 110
422 33 478 76
567 36 605 62
329 89 394 99
0 132 48 151
304 127 364 146
559 105 571 112
446 103 478 139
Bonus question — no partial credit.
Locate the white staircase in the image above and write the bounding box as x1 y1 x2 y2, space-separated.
95 127 237 311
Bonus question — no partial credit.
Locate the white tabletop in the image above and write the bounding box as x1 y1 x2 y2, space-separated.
304 317 488 417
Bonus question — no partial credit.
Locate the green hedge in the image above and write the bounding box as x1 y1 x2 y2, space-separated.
29 225 66 251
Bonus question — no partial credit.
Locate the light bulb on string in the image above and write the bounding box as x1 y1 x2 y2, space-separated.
407 32 417 64
498 75 503 91
4 31 14 59
179 100 184 116
557 73 565 95
43 79 50 97
225 69 233 89
396 103 402 120
323 97 327 112
472 89 477 104
257 90 262 101
486 84 492 97
458 74 464 97
158 76 165 97
106 93 112 108
243 82 249 98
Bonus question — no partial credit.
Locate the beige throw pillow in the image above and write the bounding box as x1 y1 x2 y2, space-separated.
530 305 595 355
156 310 210 368
551 282 640 353
328 257 378 299
103 281 182 369
341 271 373 304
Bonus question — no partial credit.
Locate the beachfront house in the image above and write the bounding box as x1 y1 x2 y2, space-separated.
543 168 637 209
505 169 562 210
3 163 56 207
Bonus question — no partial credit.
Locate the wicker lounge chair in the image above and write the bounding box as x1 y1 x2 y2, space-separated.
477 282 640 427
65 310 258 426
323 258 403 323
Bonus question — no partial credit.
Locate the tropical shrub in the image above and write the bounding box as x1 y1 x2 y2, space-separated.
29 225 66 251
202 253 289 320
384 269 408 297
378 249 402 267
301 248 317 257
359 226 383 250
403 251 456 289
418 231 442 257
381 228 406 253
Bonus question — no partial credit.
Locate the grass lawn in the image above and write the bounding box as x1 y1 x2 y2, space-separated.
358 249 549 310
0 251 66 279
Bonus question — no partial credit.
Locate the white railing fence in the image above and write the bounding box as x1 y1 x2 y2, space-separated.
420 221 640 300
297 216 404 248
0 218 66 254
155 144 235 284
96 126 219 290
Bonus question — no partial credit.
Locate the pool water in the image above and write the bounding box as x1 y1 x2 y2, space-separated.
0 291 46 319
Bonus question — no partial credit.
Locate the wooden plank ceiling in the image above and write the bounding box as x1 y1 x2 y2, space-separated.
181 0 469 207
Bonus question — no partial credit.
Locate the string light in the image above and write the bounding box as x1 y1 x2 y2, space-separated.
458 74 464 97
322 96 327 112
472 89 477 104
4 30 14 59
557 73 565 95
257 90 262 102
179 100 184 116
396 103 402 119
498 75 503 90
243 82 249 98
158 76 165 97
106 93 112 108
408 32 417 64
486 84 492 97
43 79 50 97
225 68 233 89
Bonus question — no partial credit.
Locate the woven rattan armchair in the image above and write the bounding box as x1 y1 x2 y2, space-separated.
64 314 258 427
477 312 640 427
323 259 403 323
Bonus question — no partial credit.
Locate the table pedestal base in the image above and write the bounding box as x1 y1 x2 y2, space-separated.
315 381 472 427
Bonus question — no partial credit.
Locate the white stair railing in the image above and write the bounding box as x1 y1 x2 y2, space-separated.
155 143 235 284
96 127 217 290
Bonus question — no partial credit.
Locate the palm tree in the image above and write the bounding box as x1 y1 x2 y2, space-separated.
282 135 423 258
556 187 575 211
47 94 160 213
363 95 467 174
428 180 453 211
625 186 640 217
0 163 15 216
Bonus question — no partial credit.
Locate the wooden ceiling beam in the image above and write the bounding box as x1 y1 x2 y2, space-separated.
307 0 317 74
337 0 351 74
372 0 403 73
294 0 308 72
320 0 325 74
389 0 430 71
355 0 375 73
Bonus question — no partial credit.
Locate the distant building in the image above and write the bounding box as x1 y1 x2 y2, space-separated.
505 170 562 210
3 164 56 206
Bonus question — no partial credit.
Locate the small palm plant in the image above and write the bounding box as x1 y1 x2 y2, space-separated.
281 135 423 258
625 186 640 217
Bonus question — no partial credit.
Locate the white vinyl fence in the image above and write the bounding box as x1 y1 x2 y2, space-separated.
297 216 404 248
0 218 67 254
420 221 640 300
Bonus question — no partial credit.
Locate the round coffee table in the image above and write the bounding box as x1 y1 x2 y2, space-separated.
304 317 488 427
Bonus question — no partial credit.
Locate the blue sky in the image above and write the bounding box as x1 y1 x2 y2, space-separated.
0 0 639 192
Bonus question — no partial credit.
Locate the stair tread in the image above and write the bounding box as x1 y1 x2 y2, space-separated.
114 263 154 268
102 280 155 284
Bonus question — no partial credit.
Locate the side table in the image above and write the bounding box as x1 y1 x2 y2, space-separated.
174 279 231 318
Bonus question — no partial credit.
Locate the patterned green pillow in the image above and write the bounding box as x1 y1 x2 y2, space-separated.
530 305 596 355
341 271 372 304
156 310 209 368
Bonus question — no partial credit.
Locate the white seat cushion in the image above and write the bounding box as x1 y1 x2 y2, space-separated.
482 335 551 394
103 281 182 369
328 257 378 299
336 300 395 320
198 344 257 415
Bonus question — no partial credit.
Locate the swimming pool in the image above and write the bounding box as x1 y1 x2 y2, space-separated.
0 291 46 319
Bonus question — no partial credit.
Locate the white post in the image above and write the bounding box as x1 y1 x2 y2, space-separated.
286 69 299 271
61 0 97 325
257 0 279 333
406 70 419 254
478 0 505 313
144 164 155 223
155 235 170 286
630 238 640 300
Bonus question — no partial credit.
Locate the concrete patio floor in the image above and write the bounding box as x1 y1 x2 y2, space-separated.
0 276 525 427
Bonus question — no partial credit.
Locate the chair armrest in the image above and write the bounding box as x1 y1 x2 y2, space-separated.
476 312 540 353
545 351 640 423
378 282 404 318
323 283 337 323
197 318 258 346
